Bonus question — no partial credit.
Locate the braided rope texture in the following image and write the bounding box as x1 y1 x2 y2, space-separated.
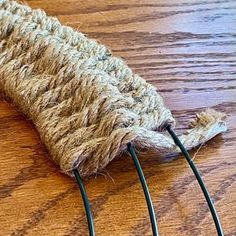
0 0 227 177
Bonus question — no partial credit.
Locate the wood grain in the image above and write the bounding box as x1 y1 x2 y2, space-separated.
0 0 235 235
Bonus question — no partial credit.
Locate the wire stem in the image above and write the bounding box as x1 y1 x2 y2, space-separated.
127 143 159 236
166 125 224 236
73 169 95 236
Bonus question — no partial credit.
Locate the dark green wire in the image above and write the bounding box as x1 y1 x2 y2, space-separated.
127 143 159 236
166 125 224 236
73 169 95 236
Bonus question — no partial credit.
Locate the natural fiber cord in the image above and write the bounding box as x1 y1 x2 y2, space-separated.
0 0 227 177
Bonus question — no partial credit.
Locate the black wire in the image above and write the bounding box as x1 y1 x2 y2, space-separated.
127 143 159 236
73 169 95 236
166 125 224 236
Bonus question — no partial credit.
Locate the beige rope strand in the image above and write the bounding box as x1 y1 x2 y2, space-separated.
0 0 227 177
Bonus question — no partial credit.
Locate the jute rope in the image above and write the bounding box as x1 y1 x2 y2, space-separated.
0 0 227 177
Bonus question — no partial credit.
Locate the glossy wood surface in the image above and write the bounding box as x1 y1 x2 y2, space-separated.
0 0 235 235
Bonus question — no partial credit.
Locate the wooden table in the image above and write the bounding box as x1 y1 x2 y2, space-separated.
0 0 235 235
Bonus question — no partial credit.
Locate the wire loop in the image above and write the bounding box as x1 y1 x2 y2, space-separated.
166 125 224 236
73 169 96 236
127 143 159 236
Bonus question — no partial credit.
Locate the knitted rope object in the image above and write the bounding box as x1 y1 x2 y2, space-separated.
0 0 227 177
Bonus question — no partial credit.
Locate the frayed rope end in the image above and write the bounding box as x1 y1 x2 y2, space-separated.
178 109 227 151
190 108 227 130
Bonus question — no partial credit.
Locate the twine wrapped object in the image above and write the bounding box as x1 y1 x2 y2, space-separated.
0 0 227 177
